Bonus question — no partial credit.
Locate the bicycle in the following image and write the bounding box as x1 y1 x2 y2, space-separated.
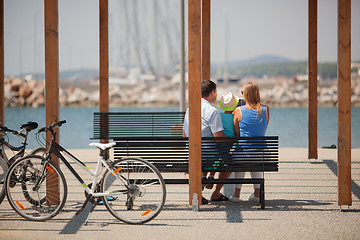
5 120 166 224
0 122 46 204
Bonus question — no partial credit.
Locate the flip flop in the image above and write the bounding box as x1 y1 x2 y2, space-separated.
98 196 118 205
211 194 229 202
106 196 118 201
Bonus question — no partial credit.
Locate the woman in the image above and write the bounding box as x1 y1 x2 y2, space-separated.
229 82 270 203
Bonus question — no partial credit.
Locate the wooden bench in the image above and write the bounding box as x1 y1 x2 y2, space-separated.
93 112 279 209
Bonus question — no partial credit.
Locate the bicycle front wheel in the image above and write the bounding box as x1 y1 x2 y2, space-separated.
0 157 9 204
101 157 166 224
5 155 67 221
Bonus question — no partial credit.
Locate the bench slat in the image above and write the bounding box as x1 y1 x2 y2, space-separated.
93 112 186 139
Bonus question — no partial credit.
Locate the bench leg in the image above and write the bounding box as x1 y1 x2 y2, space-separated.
260 180 265 209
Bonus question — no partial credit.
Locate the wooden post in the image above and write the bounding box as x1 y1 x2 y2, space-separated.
44 0 59 158
0 0 4 126
337 0 351 206
188 0 202 206
202 0 210 81
99 0 109 143
180 0 186 112
44 0 60 204
308 0 318 160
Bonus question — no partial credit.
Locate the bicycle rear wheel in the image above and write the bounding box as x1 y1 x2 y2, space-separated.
0 157 9 204
23 148 49 204
5 155 67 221
101 157 166 224
29 147 47 158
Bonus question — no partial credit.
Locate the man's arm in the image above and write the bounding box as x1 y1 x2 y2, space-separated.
182 130 187 137
213 131 227 138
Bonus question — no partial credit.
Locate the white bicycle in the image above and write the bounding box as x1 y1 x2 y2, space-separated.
5 120 166 224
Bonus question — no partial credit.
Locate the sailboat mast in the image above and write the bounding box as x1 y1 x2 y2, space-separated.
224 9 229 84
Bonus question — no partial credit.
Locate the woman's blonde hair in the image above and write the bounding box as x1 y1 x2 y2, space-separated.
243 82 263 120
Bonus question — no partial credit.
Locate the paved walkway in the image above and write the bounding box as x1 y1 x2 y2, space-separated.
0 148 359 240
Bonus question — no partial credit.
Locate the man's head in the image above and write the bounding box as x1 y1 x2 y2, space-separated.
202 79 217 102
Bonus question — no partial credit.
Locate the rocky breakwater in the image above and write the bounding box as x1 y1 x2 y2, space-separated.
4 77 360 107
5 78 44 107
259 81 360 106
4 78 180 107
5 78 98 107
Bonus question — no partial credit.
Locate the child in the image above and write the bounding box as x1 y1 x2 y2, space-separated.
205 92 239 189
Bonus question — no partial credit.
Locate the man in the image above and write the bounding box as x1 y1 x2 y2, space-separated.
183 79 231 203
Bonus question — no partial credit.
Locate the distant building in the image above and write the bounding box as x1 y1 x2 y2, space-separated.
294 74 320 84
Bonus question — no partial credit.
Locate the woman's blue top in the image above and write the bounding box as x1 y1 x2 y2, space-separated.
235 105 268 152
239 105 268 137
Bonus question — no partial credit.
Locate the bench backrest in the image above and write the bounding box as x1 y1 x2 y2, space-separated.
93 112 279 173
114 136 279 173
93 112 185 139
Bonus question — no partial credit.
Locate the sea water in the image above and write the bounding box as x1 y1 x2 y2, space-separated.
4 106 360 149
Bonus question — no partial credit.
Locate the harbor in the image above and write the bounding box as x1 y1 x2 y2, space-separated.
1 1 359 239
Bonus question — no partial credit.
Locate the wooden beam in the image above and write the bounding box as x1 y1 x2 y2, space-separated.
337 0 351 206
44 0 59 160
308 0 318 159
99 0 109 143
44 0 60 204
188 0 202 206
202 0 210 80
0 0 4 126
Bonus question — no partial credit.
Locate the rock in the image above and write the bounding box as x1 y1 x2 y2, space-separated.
4 85 13 99
18 86 33 99
31 97 45 108
59 88 68 106
88 91 99 103
67 87 89 104
27 80 38 89
10 78 23 92
354 84 360 96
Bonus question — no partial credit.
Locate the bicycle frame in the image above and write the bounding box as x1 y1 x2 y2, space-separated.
42 140 129 198
0 130 27 166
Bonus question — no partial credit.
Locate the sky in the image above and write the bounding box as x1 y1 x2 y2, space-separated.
3 0 360 77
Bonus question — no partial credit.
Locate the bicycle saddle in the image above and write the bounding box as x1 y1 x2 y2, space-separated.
21 121 38 131
89 142 116 150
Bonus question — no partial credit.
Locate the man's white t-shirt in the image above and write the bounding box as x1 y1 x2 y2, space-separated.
183 98 224 137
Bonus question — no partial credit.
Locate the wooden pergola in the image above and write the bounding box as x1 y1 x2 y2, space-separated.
0 0 352 207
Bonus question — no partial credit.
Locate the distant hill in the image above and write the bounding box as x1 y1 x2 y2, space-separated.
212 55 337 79
212 54 293 68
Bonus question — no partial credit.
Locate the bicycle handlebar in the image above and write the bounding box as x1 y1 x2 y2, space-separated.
37 120 67 134
1 121 38 138
0 125 24 137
